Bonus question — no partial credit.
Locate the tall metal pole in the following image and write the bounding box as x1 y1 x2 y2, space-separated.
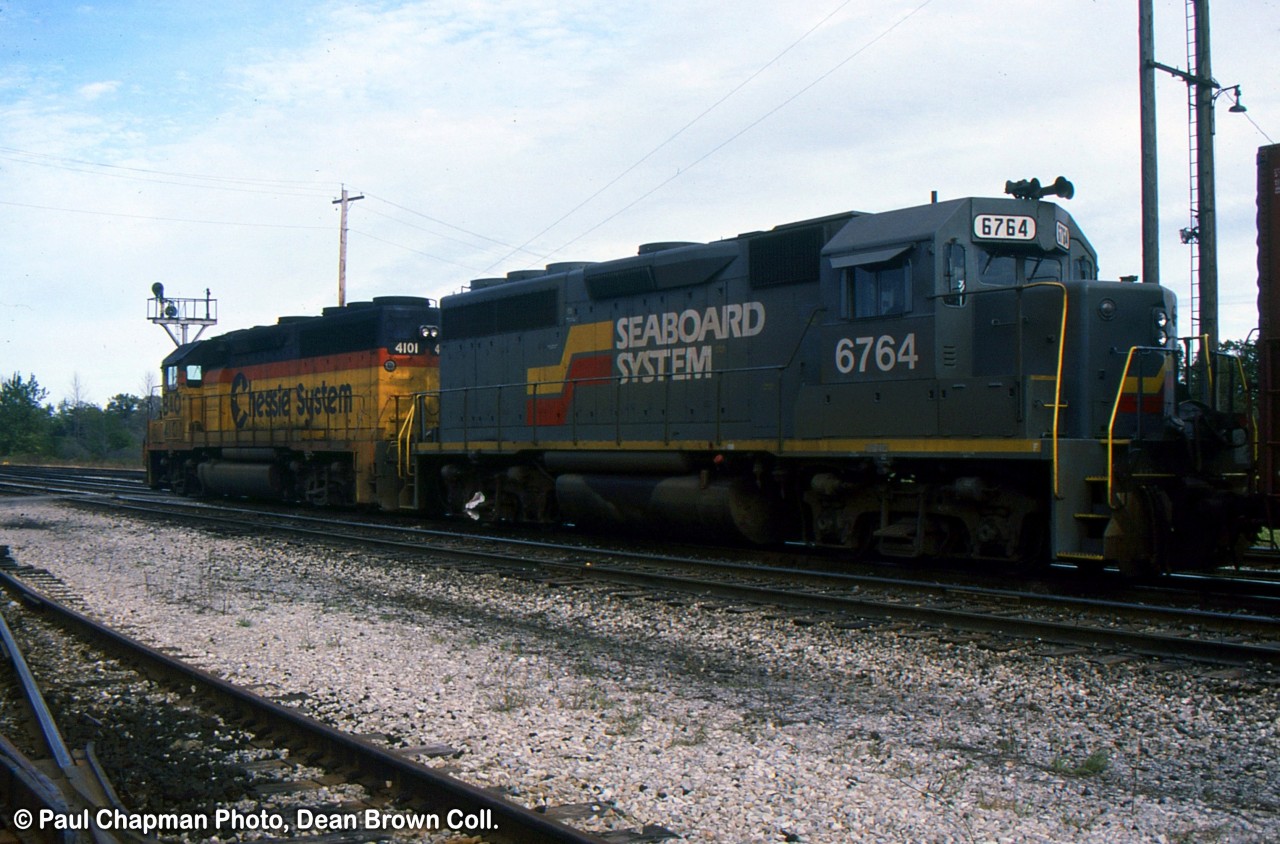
1139 0 1160 286
1192 0 1219 349
332 185 364 308
1148 1 1238 347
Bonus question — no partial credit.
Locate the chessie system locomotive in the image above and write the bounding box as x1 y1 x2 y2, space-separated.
145 179 1258 577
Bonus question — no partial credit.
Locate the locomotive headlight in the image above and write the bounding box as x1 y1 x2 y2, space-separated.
1152 309 1170 346
1098 299 1117 321
420 324 440 339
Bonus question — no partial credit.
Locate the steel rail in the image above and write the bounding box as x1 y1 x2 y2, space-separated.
0 604 128 844
16 481 1280 667
0 607 76 771
0 568 611 844
72 496 1280 666
85 496 1280 630
10 465 1280 609
0 735 79 844
547 562 1280 667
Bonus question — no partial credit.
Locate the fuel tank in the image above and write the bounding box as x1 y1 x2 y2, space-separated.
197 461 285 499
554 473 784 544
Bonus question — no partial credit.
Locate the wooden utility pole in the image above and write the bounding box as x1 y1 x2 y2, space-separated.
333 185 364 307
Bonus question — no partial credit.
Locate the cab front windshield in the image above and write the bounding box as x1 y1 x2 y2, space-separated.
977 247 1063 286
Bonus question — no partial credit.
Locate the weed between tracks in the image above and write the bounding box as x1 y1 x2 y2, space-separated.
1050 748 1111 778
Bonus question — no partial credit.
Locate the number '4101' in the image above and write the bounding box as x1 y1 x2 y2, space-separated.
835 333 919 374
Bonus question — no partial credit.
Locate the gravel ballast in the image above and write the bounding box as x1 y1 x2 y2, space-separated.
2 499 1278 843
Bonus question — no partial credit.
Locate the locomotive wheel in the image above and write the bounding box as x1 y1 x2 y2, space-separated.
1105 485 1172 579
838 509 875 559
1015 513 1050 572
172 460 202 497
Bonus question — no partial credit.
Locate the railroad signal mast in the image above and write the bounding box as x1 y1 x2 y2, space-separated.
147 283 218 347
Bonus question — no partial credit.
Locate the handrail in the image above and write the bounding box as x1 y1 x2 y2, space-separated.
1232 352 1260 478
1105 345 1176 502
411 361 791 454
397 397 417 479
1107 346 1145 503
1023 282 1069 499
1105 343 1256 501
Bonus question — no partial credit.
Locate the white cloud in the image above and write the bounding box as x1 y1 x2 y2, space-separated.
77 80 120 100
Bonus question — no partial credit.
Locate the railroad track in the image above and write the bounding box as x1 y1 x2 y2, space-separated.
0 467 152 502
0 548 672 844
5 464 1280 666
52 494 1280 668
0 594 141 844
9 462 1280 601
10 461 1280 597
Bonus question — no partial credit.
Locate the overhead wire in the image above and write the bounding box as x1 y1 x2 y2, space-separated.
0 146 333 195
481 0 857 273
361 194 545 260
0 146 525 261
345 228 488 272
0 198 329 230
0 1 936 271
534 0 936 265
1242 111 1275 144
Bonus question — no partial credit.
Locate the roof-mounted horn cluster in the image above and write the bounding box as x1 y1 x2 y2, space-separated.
1004 176 1074 201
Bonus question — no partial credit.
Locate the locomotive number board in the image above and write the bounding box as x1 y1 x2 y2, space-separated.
973 214 1036 241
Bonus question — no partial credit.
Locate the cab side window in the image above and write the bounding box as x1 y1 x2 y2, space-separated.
944 242 966 307
843 257 912 319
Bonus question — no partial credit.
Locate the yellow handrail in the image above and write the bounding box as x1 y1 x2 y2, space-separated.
1232 353 1258 473
1198 334 1212 395
1026 282 1069 499
1105 346 1175 502
396 397 417 479
1106 346 1144 503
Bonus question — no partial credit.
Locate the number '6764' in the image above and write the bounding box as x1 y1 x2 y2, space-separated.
835 333 919 374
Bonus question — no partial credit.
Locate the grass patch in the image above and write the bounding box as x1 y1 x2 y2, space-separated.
1051 749 1109 778
490 689 527 713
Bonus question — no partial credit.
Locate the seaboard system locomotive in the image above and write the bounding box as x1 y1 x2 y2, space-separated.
147 296 440 508
146 180 1258 577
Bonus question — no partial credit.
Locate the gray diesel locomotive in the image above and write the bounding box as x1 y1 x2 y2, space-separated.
397 182 1256 575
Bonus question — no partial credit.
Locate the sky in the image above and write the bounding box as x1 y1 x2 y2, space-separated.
1 0 1277 406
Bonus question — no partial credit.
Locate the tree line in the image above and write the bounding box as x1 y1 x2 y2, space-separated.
0 373 156 465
